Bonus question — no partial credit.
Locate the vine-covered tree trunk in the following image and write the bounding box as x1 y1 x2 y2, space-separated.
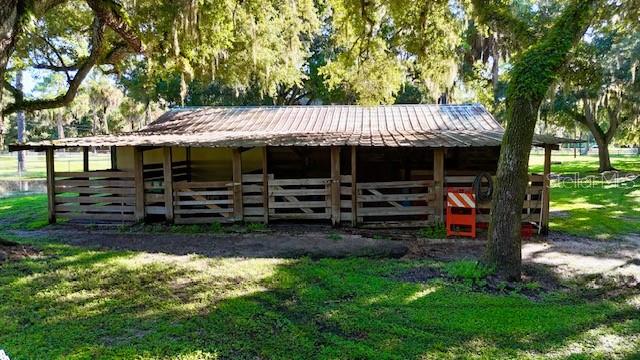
486 0 599 280
15 70 26 173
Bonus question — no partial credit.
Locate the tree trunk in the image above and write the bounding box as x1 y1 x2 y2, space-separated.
56 113 65 139
15 70 26 173
594 136 613 172
485 0 598 281
0 0 22 147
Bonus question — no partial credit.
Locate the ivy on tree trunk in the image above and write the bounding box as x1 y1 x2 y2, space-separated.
481 0 600 280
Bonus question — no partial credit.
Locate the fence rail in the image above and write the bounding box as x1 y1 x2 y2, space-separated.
53 170 136 222
173 181 235 224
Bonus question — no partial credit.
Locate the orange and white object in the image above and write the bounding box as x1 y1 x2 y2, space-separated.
446 188 476 238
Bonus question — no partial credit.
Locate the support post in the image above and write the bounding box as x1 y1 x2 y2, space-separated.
330 146 341 226
110 146 118 170
232 148 243 222
46 147 56 224
134 147 145 221
186 146 192 181
163 147 174 222
83 147 89 172
350 146 358 226
541 145 552 235
262 146 269 224
433 148 445 223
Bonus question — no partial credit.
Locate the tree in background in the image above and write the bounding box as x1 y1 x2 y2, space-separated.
542 16 640 171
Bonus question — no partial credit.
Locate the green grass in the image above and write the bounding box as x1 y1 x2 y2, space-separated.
0 152 111 180
0 236 638 359
530 154 640 239
0 194 50 229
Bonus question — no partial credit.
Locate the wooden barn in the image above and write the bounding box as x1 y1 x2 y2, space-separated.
11 104 565 233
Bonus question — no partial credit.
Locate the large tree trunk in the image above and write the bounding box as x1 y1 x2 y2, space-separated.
0 0 22 147
594 136 613 172
485 0 598 281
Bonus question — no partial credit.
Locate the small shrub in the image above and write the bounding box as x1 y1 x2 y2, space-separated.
418 223 446 239
444 260 494 286
246 222 267 232
209 222 223 233
327 231 342 241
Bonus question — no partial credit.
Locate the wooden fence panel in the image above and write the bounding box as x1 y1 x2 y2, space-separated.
173 181 235 224
54 171 136 223
445 173 544 227
268 177 331 220
355 180 434 227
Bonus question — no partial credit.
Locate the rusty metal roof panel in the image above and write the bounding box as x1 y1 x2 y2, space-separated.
12 104 575 150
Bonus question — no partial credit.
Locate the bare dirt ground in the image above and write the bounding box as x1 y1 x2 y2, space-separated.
6 225 640 284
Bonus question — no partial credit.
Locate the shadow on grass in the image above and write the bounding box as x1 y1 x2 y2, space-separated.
1 241 639 359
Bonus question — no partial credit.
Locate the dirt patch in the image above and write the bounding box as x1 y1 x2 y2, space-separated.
0 238 40 263
9 228 409 259
403 239 485 260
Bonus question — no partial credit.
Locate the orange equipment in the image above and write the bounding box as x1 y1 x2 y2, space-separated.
446 187 476 238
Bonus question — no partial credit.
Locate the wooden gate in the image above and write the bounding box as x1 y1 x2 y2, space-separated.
355 180 434 227
268 177 332 220
173 181 234 224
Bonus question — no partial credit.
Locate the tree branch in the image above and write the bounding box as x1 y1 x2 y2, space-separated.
85 0 144 53
3 17 106 115
471 0 536 49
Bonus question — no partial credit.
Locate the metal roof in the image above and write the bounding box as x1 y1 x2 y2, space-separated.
11 104 571 149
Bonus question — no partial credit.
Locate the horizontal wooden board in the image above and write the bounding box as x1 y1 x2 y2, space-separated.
175 199 233 206
58 212 136 221
244 207 265 216
144 194 165 202
358 206 434 216
269 212 330 220
57 179 134 187
55 196 135 205
174 208 234 214
175 190 232 196
269 201 328 209
55 186 136 195
270 178 330 186
174 181 232 189
174 217 236 224
56 204 134 213
269 188 328 196
357 193 430 202
242 185 263 193
357 180 431 189
55 171 134 179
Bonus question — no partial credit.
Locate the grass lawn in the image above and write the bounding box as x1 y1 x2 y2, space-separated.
1 155 639 358
1 235 639 359
0 151 111 180
529 154 640 239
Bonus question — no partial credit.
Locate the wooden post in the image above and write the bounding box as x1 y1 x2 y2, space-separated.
262 146 269 224
330 146 341 226
133 147 145 221
433 148 445 223
186 146 192 181
46 147 56 224
541 145 552 235
110 146 118 170
232 148 243 222
163 146 174 222
350 146 358 227
83 147 89 172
